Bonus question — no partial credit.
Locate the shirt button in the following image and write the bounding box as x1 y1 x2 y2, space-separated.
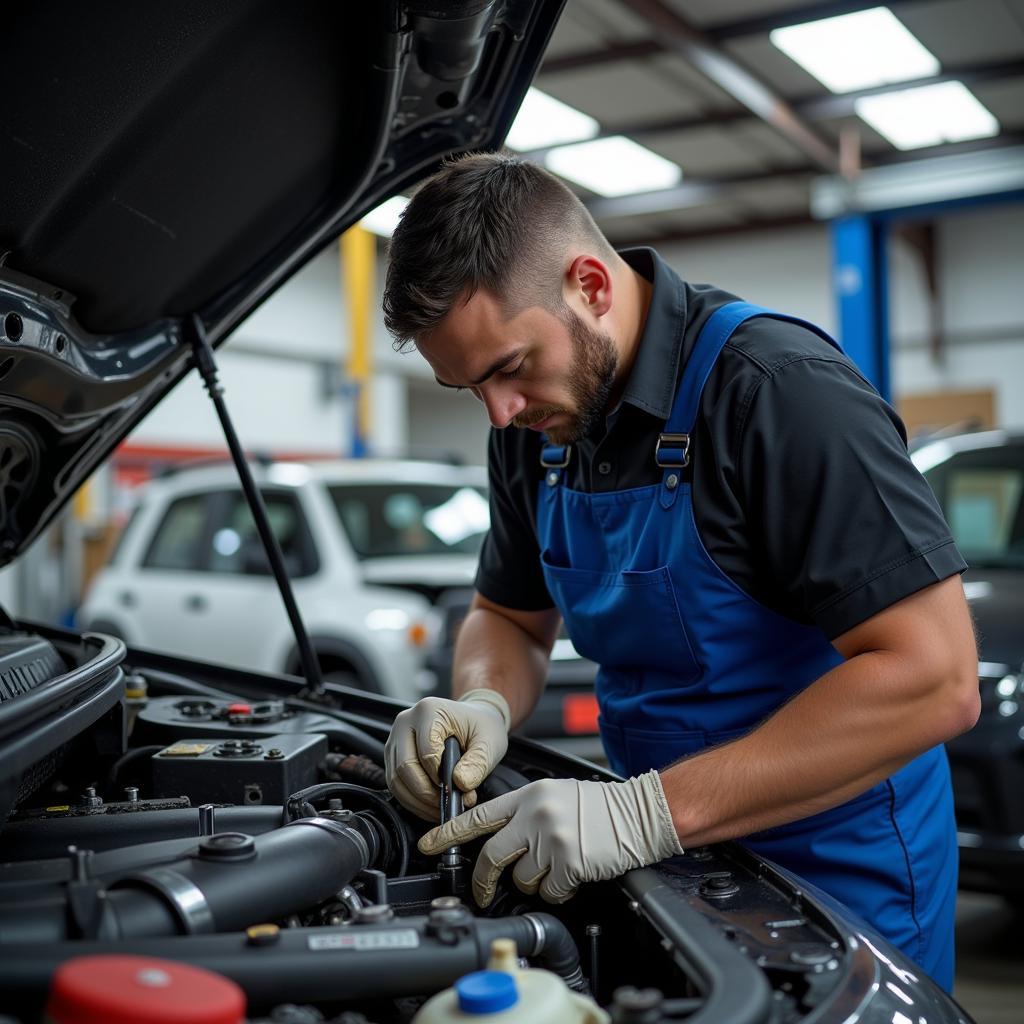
597 461 612 475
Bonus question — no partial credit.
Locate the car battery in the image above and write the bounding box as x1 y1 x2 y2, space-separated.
151 733 328 806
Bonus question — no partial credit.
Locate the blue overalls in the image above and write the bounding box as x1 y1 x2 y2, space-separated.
537 301 958 990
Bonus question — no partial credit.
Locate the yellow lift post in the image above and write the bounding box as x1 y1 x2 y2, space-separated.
340 224 375 457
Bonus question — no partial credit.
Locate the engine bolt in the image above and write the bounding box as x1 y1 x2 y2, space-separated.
611 986 664 1023
124 786 139 804
353 903 394 924
430 896 463 911
699 871 739 898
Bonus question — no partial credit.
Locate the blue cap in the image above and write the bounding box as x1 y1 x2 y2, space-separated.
454 971 518 1015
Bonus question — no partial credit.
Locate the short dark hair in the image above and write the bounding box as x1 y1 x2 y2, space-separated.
383 153 613 351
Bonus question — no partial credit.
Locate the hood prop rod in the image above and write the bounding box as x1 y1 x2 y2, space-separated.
189 315 326 700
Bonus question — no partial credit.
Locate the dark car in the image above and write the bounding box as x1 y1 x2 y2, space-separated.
911 430 1024 903
0 4 974 1022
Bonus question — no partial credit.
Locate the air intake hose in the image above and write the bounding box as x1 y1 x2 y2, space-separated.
0 816 376 944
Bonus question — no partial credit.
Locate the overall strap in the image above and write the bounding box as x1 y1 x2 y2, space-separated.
539 442 571 487
657 301 843 508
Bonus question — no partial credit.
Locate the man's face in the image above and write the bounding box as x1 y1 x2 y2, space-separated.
417 287 618 445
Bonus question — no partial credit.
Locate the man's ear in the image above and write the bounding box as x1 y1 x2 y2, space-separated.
566 255 612 318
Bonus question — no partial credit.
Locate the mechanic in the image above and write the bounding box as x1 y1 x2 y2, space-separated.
380 154 979 991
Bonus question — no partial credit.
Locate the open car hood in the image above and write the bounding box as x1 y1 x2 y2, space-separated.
0 0 563 564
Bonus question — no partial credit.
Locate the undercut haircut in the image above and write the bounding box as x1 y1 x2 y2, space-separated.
383 153 614 351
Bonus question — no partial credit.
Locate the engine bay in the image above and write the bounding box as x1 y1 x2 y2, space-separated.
0 624 923 1023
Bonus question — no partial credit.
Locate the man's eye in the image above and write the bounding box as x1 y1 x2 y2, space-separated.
501 362 525 379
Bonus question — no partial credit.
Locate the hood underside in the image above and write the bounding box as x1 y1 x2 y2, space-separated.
0 0 563 563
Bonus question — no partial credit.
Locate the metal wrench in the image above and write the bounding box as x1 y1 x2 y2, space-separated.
439 735 463 869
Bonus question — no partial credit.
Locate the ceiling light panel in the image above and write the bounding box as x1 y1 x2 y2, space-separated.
855 81 1000 150
504 88 599 151
544 136 683 197
770 7 940 93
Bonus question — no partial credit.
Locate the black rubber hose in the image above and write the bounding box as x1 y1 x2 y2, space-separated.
0 806 285 861
284 782 409 876
104 744 165 789
135 667 242 702
477 913 586 991
0 913 584 1012
0 818 373 944
283 698 386 761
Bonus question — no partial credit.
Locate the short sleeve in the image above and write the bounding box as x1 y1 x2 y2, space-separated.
736 354 966 638
474 428 555 611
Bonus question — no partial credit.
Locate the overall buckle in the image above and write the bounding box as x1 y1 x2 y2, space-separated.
655 433 690 468
539 444 572 469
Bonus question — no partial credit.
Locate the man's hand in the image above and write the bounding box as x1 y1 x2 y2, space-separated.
417 772 683 906
385 690 511 821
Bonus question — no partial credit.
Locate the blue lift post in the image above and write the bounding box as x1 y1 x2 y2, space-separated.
832 214 891 401
818 146 1024 404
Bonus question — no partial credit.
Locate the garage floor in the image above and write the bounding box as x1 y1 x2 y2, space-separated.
954 893 1024 1024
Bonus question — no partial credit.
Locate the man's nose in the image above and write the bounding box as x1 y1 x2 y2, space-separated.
479 384 526 428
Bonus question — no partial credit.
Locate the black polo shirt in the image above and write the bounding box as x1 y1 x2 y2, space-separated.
475 247 965 640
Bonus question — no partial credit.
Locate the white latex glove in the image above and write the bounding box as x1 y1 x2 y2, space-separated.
385 690 511 821
417 772 683 907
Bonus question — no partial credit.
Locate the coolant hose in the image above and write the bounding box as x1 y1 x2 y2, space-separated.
0 817 375 945
0 910 584 1012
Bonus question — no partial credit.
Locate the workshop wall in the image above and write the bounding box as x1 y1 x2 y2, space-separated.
658 225 836 331
126 242 429 459
124 201 1024 471
889 202 1024 430
660 202 1024 431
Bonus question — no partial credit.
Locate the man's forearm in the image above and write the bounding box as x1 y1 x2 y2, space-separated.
451 604 551 729
661 580 979 847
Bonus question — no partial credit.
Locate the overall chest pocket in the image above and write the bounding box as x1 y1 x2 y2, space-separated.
540 551 702 684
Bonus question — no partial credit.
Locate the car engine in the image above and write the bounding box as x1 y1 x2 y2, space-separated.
0 623 960 1023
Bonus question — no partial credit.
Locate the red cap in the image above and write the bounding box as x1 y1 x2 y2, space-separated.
46 956 246 1024
226 702 252 716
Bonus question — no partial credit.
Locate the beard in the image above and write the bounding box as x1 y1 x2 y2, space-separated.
512 307 618 445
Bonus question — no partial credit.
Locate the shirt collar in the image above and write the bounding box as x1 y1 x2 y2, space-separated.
617 247 688 421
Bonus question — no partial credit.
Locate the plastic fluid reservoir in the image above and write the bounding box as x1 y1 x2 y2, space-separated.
413 938 609 1024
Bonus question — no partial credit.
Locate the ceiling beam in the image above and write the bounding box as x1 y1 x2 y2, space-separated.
580 134 1024 223
872 130 1024 168
540 39 662 74
811 144 1024 218
529 58 1023 154
611 0 839 171
604 213 816 247
583 167 814 221
798 59 1024 120
703 0 935 43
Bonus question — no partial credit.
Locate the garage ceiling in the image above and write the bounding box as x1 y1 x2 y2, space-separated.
525 0 1024 244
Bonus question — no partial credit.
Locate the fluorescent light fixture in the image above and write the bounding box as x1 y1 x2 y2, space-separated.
856 81 1000 150
544 136 682 197
770 7 939 93
359 195 409 237
505 88 599 151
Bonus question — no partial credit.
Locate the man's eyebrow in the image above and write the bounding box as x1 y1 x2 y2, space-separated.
435 350 522 389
